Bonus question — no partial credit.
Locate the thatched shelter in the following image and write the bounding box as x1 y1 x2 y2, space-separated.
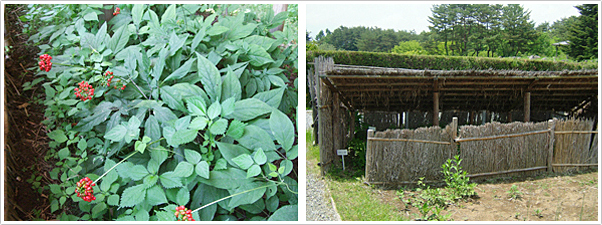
308 54 598 173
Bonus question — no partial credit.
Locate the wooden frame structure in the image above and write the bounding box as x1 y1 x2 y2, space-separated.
308 56 598 173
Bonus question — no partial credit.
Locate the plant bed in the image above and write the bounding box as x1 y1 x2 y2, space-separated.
8 4 298 221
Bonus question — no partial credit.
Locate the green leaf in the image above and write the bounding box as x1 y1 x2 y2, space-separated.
268 205 297 221
207 25 229 36
171 129 198 146
49 184 61 195
163 57 194 83
287 145 298 160
145 184 168 206
246 44 274 66
143 174 158 188
280 159 293 176
176 187 190 206
134 140 147 154
91 202 107 219
104 125 126 142
175 116 191 131
253 87 285 108
216 142 251 168
48 130 68 143
221 72 242 101
232 154 254 170
236 125 276 152
129 165 149 181
77 138 88 151
159 171 183 189
134 210 149 221
107 194 120 206
207 101 222 120
198 168 252 190
196 52 222 102
268 163 277 172
101 160 118 192
185 149 202 164
266 196 279 212
227 182 266 209
189 116 209 130
161 4 177 23
231 98 272 122
83 11 98 21
227 23 257 40
131 4 145 27
221 97 235 117
195 161 210 179
244 35 276 50
246 165 262 178
210 118 228 135
109 24 131 54
214 158 228 170
168 32 189 56
186 97 207 117
269 109 295 151
120 184 146 207
173 161 194 177
253 148 267 165
152 106 178 123
225 120 245 139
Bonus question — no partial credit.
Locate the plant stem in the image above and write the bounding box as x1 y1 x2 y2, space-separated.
191 182 280 214
92 151 138 185
127 78 149 99
53 62 102 72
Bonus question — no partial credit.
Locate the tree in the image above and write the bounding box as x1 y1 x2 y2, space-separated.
315 30 325 42
549 16 578 41
391 40 426 54
567 4 598 61
499 4 537 56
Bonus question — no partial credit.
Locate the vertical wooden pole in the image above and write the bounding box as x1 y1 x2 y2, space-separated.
507 111 513 123
524 92 531 122
365 127 375 182
547 119 556 173
333 92 342 164
433 92 440 127
451 117 458 158
405 111 409 129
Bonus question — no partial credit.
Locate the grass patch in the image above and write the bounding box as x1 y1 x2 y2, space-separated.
306 131 409 221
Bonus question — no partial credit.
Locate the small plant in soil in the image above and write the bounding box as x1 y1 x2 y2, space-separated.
507 185 523 200
534 209 543 218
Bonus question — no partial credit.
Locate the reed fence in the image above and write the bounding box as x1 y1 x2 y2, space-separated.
365 117 598 185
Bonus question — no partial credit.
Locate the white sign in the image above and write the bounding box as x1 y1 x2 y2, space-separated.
337 149 348 156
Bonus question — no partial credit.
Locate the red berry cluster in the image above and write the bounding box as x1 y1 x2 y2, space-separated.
174 206 195 221
113 7 120 16
75 81 94 101
75 177 96 202
104 71 126 90
38 54 52 72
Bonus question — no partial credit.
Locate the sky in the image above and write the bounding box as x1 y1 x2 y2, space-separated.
305 2 585 39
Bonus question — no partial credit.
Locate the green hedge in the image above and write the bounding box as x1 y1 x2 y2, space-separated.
307 50 598 71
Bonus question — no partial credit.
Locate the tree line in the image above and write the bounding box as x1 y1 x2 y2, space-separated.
307 4 597 61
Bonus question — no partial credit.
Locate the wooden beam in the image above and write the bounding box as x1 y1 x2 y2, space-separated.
467 166 548 178
321 77 354 111
524 92 531 122
433 92 440 126
547 119 555 172
367 137 451 145
455 129 550 143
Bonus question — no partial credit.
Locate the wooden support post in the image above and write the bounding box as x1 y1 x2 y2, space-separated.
547 119 555 173
333 92 342 165
365 128 375 182
433 92 440 127
524 92 531 122
507 111 513 123
405 111 409 129
451 117 458 158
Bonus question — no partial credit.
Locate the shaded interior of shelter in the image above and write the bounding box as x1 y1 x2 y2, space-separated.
319 63 597 130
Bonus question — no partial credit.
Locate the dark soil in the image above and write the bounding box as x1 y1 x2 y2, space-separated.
4 4 54 220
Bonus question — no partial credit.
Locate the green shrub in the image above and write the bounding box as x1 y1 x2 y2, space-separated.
29 4 298 221
307 50 598 70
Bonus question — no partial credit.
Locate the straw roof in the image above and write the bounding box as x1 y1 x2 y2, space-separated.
320 64 598 113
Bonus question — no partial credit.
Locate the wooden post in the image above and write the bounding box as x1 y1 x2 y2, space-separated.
405 111 409 129
524 92 531 122
333 92 342 165
451 117 458 158
433 92 440 127
507 111 513 123
318 57 335 174
365 128 375 182
547 119 555 172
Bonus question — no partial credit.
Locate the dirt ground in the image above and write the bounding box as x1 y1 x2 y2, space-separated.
4 4 54 220
378 170 599 221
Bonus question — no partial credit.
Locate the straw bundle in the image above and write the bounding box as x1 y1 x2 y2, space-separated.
553 118 596 173
366 125 455 184
458 121 550 180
